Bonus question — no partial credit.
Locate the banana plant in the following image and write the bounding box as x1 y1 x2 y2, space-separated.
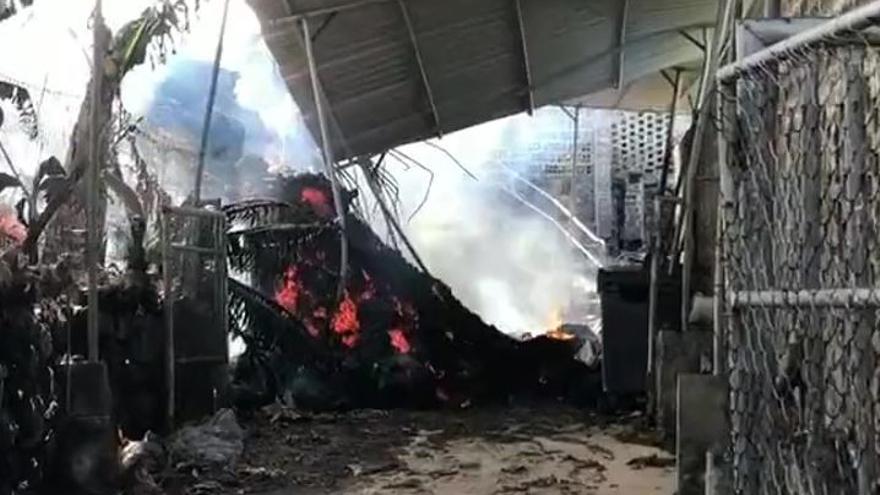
22 0 204 259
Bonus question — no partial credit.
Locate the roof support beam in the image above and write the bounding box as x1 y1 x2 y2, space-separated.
679 29 706 52
397 0 442 137
302 16 350 298
615 0 630 89
513 0 535 114
271 0 391 24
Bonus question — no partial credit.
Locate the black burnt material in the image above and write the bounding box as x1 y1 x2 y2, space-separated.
228 174 602 412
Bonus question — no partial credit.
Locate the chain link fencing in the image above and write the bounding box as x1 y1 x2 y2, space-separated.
718 26 880 495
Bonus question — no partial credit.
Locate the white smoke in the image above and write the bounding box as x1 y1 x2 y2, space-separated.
355 108 602 336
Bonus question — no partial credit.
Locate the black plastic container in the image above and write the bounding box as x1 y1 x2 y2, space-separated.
598 267 649 394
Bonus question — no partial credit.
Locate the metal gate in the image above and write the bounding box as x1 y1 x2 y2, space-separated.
716 7 880 494
161 204 228 426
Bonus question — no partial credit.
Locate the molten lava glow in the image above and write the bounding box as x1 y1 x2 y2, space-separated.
275 266 301 312
388 329 411 354
301 187 333 218
273 265 418 353
332 293 360 347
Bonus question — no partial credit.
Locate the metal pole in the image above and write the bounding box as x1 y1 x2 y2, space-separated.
162 211 174 427
730 288 880 308
397 0 441 137
193 0 230 204
513 0 535 114
681 0 736 331
301 17 349 299
569 105 580 234
717 0 880 81
86 0 105 362
658 68 682 194
713 79 734 378
615 0 630 89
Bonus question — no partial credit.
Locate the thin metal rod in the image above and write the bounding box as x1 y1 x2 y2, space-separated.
302 17 349 299
194 0 230 204
501 165 605 246
218 215 229 360
616 0 630 89
397 0 441 137
162 211 174 428
86 0 105 363
646 196 662 375
568 105 580 235
730 288 880 308
502 185 604 268
679 29 706 52
513 0 535 114
717 0 880 81
658 68 682 194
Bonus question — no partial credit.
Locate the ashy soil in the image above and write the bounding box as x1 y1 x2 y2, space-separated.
172 405 674 495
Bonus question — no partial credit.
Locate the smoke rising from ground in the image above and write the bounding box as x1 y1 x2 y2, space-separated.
360 110 599 336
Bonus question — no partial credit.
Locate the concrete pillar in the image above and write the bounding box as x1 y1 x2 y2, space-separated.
655 330 713 441
52 361 118 494
676 373 729 495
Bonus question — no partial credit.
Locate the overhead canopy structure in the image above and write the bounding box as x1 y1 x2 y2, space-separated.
247 0 719 159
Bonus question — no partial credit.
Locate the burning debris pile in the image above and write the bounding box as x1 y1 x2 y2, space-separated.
227 174 602 411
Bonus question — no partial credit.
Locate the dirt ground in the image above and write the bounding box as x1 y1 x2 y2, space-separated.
170 404 674 495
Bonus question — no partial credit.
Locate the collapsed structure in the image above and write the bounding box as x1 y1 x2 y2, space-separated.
227 174 602 411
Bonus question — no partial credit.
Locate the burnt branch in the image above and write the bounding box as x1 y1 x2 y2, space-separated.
226 223 335 274
222 199 295 227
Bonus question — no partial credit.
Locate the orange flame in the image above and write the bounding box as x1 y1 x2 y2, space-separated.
545 306 576 341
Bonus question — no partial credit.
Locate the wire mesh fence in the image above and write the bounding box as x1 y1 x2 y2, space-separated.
718 29 880 495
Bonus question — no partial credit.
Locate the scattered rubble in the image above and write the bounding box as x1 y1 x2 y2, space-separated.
169 409 244 468
626 454 676 470
166 404 674 495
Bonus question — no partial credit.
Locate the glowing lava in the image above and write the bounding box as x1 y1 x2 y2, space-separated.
275 266 301 312
301 187 333 218
388 329 411 354
273 264 417 353
332 293 361 347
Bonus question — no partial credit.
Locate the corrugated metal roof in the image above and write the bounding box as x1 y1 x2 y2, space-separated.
248 0 717 159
